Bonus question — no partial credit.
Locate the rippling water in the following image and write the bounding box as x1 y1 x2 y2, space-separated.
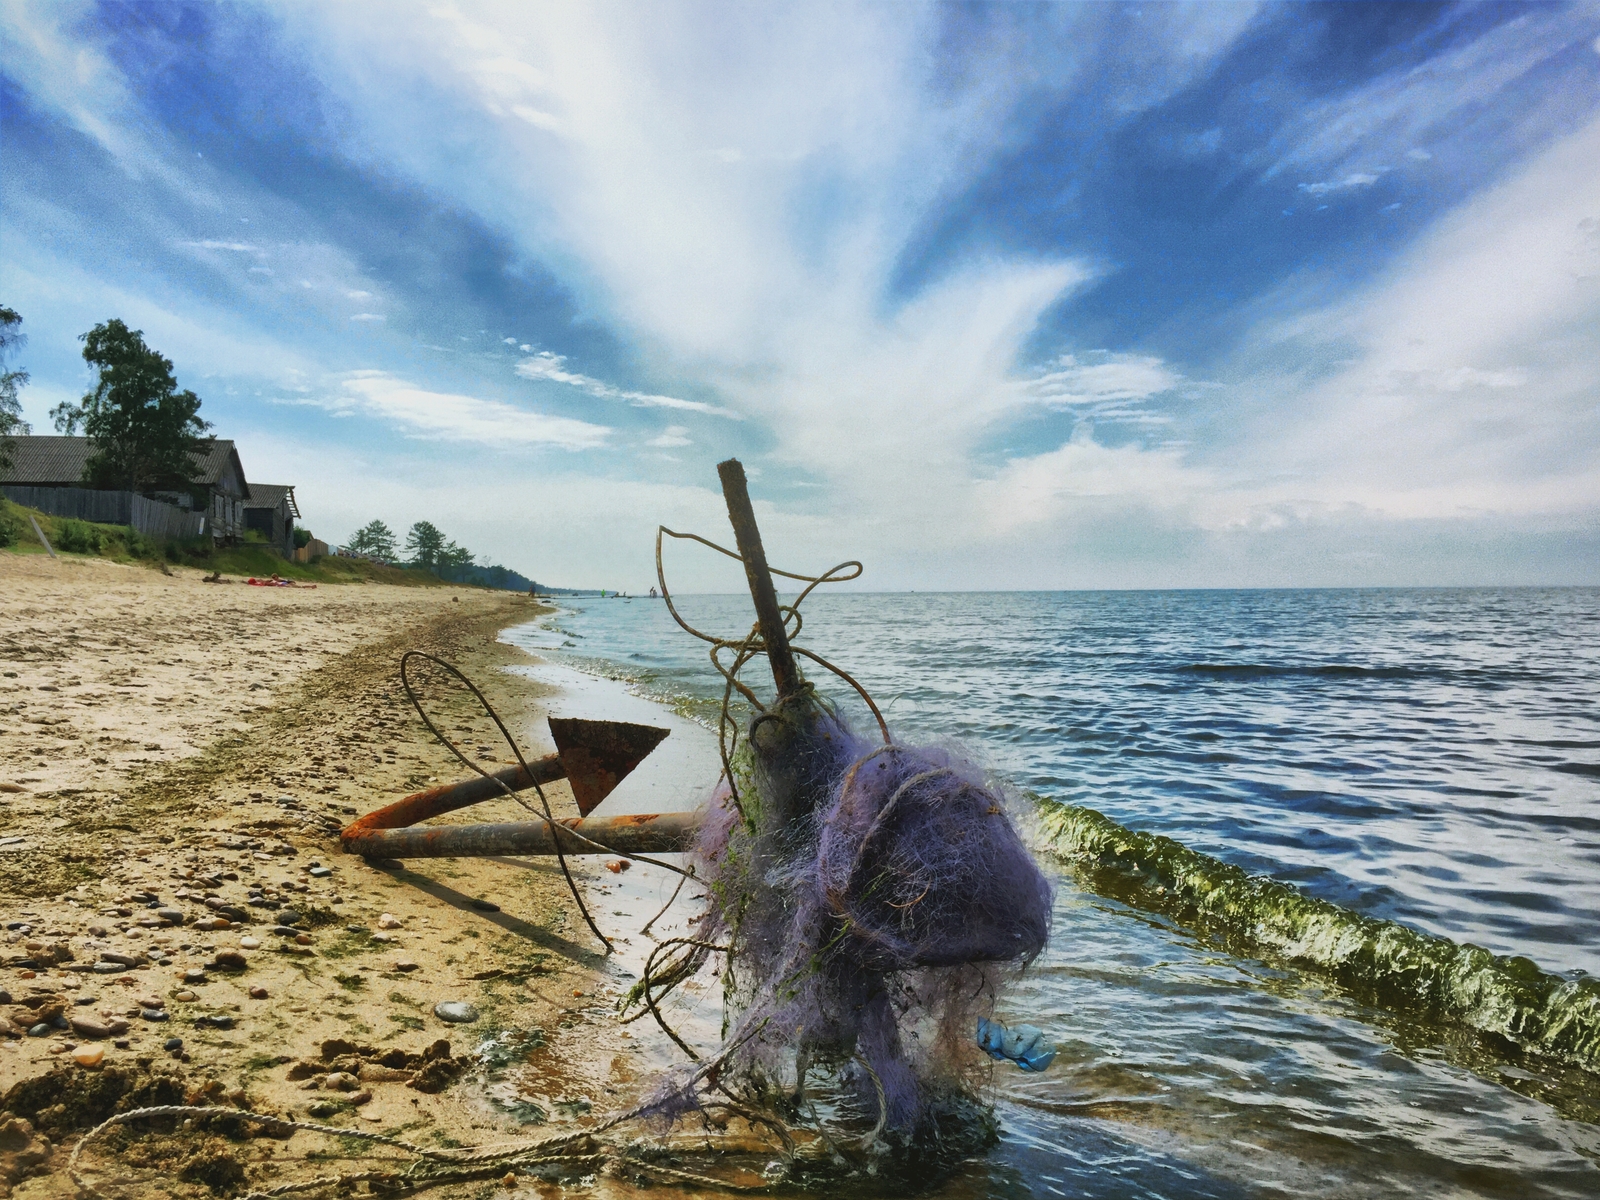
502 588 1600 1198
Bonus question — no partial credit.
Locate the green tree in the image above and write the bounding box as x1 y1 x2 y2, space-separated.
347 519 398 561
50 319 211 492
404 520 447 572
0 306 31 472
438 539 476 581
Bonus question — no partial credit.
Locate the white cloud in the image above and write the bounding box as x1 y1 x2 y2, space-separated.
329 370 610 449
1231 111 1600 524
515 351 739 418
185 239 259 252
1297 172 1379 196
646 424 691 448
350 312 385 322
1023 352 1183 414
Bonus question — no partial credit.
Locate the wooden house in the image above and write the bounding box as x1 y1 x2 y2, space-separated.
0 434 255 544
243 483 300 557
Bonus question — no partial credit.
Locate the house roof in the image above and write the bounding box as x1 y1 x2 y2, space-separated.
246 483 300 518
0 436 95 485
0 435 248 494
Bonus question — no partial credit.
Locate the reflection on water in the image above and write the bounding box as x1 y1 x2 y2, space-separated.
501 588 1600 1196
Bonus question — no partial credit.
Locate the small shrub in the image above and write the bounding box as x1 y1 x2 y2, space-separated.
56 518 107 554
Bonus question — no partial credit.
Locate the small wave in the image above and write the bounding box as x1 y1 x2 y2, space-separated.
1174 662 1541 684
1034 799 1600 1078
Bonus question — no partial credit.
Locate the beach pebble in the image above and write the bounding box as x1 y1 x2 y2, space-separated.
468 898 499 912
164 1037 183 1052
173 990 198 1002
324 1071 358 1092
309 866 332 878
68 1016 127 1040
377 913 403 929
249 985 268 999
195 1014 234 1030
349 1089 372 1106
92 962 126 975
156 909 185 925
182 968 207 984
432 1001 479 1024
372 932 395 943
73 1044 105 1067
294 933 313 946
211 950 248 970
239 936 262 950
393 960 419 973
604 860 630 873
139 1008 168 1022
27 1023 50 1037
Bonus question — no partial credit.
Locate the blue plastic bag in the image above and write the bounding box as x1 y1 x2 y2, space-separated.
976 1017 1056 1072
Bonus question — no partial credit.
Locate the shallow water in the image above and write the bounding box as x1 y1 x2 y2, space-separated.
501 588 1600 1197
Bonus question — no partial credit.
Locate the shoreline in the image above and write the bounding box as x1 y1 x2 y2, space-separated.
0 553 712 1197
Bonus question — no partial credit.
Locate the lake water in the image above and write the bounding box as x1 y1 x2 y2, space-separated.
501 588 1600 1199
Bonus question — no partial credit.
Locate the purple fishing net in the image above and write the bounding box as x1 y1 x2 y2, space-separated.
646 699 1053 1139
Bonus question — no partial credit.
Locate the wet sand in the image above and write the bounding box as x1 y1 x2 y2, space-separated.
0 553 718 1198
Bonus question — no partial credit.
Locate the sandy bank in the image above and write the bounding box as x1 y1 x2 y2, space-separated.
0 553 699 1197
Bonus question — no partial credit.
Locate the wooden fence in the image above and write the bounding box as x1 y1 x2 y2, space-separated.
1 486 206 542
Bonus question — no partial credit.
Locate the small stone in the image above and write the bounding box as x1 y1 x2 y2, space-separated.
164 1037 183 1051
73 1044 105 1067
113 1038 130 1049
359 1110 382 1122
372 932 394 944
156 909 185 925
270 926 299 938
308 866 332 878
348 1089 372 1106
211 950 248 971
307 1100 338 1119
239 936 262 950
183 968 207 984
249 986 269 999
28 1023 51 1037
468 898 499 912
69 1015 128 1039
393 960 419 973
173 990 198 1002
324 1071 358 1092
604 859 629 873
294 933 313 946
503 1172 518 1189
376 913 402 930
92 962 126 975
140 1008 168 1022
432 1001 479 1024
195 1014 235 1030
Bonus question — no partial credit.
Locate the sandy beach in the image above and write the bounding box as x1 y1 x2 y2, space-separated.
0 553 692 1198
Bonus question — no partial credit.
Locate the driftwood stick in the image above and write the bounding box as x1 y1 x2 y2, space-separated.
717 458 801 700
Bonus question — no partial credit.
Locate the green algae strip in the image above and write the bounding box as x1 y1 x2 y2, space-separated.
1033 799 1600 1076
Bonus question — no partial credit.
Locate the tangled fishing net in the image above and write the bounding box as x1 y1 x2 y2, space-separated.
626 525 1054 1164
67 514 1055 1197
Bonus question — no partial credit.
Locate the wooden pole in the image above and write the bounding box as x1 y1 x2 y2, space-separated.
28 515 56 559
717 458 802 699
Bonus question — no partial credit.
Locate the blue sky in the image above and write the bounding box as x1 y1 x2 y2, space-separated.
3 1 1598 590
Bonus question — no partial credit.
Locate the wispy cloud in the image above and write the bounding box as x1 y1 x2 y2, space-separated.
326 370 610 449
1297 172 1379 196
515 352 739 418
646 424 691 448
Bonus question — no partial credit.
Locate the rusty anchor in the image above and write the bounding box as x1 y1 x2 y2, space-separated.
341 456 794 865
340 716 695 860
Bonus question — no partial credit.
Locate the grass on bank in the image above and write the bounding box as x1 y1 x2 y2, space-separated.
0 496 449 586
